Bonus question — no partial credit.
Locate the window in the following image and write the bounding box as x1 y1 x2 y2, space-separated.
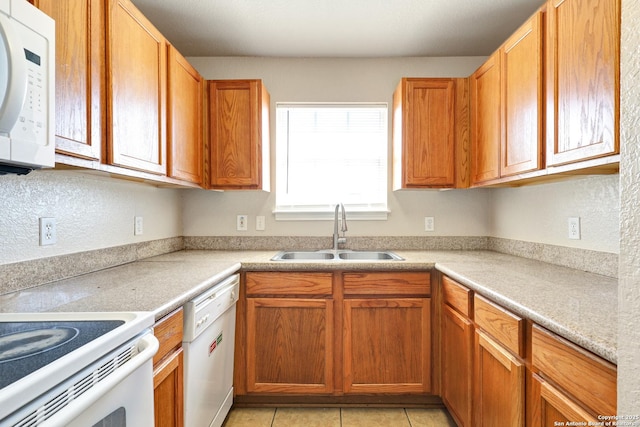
275 103 388 220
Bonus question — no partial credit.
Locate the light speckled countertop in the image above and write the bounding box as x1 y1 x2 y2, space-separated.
0 249 617 363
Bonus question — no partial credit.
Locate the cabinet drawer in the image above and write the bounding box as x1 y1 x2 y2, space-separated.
343 272 430 296
474 295 524 357
246 272 333 296
532 325 616 417
442 276 472 317
153 308 183 365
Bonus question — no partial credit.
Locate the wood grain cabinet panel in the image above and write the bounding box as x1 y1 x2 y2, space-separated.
471 52 502 184
475 329 525 427
393 78 469 189
546 0 620 166
107 0 167 174
208 80 270 190
531 373 599 427
167 45 203 184
153 309 184 427
34 0 104 161
501 11 544 176
343 297 431 394
531 325 617 420
474 294 524 358
442 304 473 427
246 297 334 394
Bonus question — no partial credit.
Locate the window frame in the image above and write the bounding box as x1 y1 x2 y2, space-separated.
274 102 390 221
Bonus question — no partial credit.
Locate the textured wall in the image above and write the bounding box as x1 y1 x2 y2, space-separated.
490 175 619 254
618 0 640 414
0 170 183 265
184 57 493 237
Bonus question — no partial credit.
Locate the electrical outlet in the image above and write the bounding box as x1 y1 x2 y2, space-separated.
425 217 435 232
237 215 248 231
39 217 57 246
256 216 266 231
134 216 144 236
568 217 581 240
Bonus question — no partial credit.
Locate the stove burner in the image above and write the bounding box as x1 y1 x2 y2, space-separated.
0 327 80 363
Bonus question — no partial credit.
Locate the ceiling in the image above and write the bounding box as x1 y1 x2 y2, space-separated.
130 0 543 58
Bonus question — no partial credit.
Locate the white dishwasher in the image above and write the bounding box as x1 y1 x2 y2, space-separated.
182 274 240 427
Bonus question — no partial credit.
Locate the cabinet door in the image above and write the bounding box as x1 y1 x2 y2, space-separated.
343 298 431 394
442 305 473 427
153 348 184 427
167 45 203 184
246 297 334 394
208 80 269 189
35 0 104 161
501 12 543 176
531 374 597 426
107 0 167 174
546 0 619 166
393 78 456 188
471 52 502 184
475 330 524 427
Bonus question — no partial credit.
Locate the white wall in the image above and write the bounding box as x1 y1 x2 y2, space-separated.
0 170 183 265
618 0 640 413
490 175 619 253
184 56 621 255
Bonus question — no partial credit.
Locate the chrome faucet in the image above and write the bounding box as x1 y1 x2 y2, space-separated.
333 203 348 250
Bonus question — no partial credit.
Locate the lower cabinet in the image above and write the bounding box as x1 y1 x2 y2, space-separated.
441 276 474 426
244 272 334 394
531 325 617 425
239 270 432 399
475 329 525 426
343 296 431 394
473 295 525 426
153 308 184 427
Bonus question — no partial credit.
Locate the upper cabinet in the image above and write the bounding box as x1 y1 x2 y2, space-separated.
167 45 204 184
107 0 167 175
207 80 270 190
471 52 501 185
471 11 544 186
393 78 470 189
33 0 104 161
35 0 204 187
546 0 620 166
501 11 544 177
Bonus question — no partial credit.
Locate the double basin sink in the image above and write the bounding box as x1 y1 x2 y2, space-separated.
271 250 404 261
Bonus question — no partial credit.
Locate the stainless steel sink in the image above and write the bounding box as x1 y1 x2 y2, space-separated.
337 251 403 261
271 251 335 260
271 250 403 261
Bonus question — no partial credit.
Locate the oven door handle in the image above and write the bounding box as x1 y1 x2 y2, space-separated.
41 333 159 427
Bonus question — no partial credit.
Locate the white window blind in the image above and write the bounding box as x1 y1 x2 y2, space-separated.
275 103 388 220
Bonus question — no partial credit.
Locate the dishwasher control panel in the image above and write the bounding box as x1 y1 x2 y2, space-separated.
182 274 239 342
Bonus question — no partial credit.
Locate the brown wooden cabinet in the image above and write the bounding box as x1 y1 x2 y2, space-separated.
33 0 104 161
441 276 473 427
501 11 544 177
107 0 167 175
208 80 270 190
153 308 184 427
167 45 204 184
471 51 501 185
244 272 334 394
343 272 431 394
546 0 620 167
473 295 525 427
531 325 616 425
392 78 469 189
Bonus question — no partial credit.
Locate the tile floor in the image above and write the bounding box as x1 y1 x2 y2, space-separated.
222 407 457 427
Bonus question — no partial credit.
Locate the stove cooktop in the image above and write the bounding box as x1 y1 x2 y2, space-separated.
0 320 124 389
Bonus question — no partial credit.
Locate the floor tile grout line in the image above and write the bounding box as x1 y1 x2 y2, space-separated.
270 407 277 427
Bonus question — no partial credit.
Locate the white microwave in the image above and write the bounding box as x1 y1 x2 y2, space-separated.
0 0 54 175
